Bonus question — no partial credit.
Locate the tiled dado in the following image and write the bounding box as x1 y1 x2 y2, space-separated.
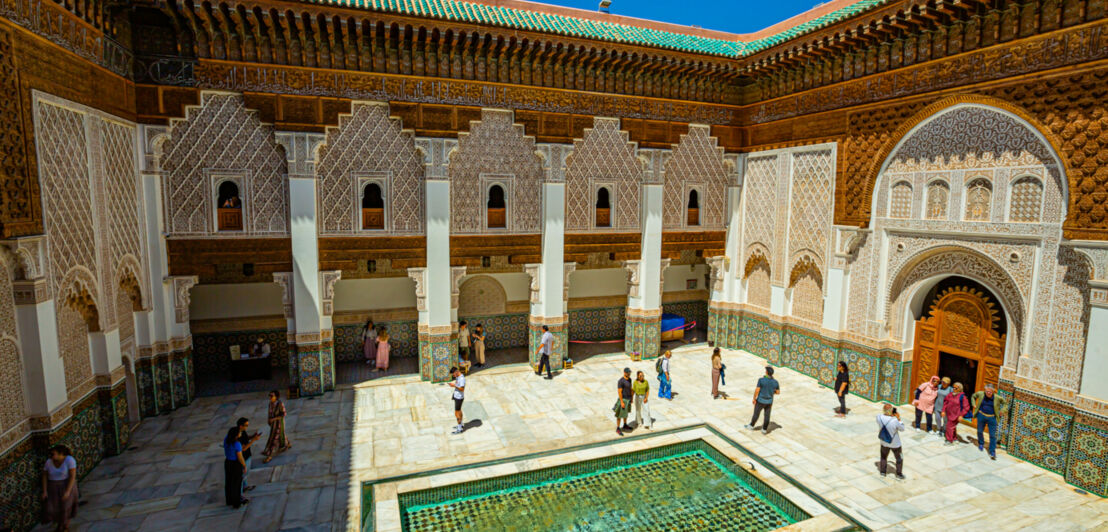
135 350 194 418
708 306 909 404
417 326 456 383
529 315 567 370
334 320 419 362
0 381 132 532
625 308 661 359
294 342 336 397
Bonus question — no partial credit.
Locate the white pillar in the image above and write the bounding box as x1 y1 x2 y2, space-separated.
413 178 457 383
625 183 665 358
528 181 569 370
1080 281 1108 402
88 329 123 378
12 278 66 417
288 176 334 395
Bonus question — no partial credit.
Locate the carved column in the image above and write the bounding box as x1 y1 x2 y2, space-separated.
272 272 298 389
527 166 571 372
708 167 743 349
166 275 197 410
823 227 868 333
1078 246 1108 405
625 179 666 359
413 175 457 383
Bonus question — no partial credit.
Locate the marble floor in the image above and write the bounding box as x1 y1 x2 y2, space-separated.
48 345 1108 531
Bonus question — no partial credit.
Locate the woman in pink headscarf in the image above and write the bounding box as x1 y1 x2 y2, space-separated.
911 376 940 432
942 382 970 444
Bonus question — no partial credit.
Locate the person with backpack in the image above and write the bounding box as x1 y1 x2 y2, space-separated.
657 351 673 400
876 403 906 479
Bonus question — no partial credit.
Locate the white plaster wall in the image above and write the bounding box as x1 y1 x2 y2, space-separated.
333 278 417 312
568 268 627 298
1080 305 1108 402
484 273 531 302
190 283 284 320
664 264 707 293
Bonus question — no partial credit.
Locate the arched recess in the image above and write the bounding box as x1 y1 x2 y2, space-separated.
788 256 823 324
457 276 507 317
909 281 1007 399
57 269 102 396
115 258 145 426
866 97 1069 226
743 249 771 311
887 246 1025 372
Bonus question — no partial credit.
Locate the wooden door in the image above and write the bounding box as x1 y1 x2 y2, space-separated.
911 286 1004 400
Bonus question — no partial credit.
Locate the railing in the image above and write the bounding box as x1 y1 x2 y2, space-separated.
596 208 610 227
687 208 700 226
487 208 506 228
217 208 243 231
362 208 384 230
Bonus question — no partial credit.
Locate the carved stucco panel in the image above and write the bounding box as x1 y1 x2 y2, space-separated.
663 125 728 230
564 118 642 232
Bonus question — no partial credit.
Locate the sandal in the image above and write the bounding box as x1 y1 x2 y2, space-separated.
263 456 273 464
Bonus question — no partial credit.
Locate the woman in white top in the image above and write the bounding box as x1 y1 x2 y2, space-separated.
42 444 78 531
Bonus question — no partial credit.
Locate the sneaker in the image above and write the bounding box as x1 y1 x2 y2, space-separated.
744 424 754 430
761 429 768 435
622 424 632 431
451 426 463 434
990 453 997 461
978 445 984 452
880 471 887 477
616 428 623 436
895 474 906 480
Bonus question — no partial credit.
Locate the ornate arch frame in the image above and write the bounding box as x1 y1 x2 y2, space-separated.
866 96 1069 226
887 246 1026 369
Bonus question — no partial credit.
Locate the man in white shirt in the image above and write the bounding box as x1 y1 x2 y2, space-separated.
448 366 465 434
535 325 555 380
876 403 906 479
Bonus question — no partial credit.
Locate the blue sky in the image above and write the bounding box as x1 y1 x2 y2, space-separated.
537 0 832 34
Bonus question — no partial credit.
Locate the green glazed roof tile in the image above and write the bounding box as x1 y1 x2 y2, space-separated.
307 0 889 57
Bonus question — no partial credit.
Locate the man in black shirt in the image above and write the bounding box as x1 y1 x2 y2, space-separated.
236 417 261 494
615 368 634 436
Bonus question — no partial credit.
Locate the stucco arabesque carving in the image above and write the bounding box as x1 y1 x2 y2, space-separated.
319 270 341 317
450 266 467 310
705 255 728 292
271 272 294 319
407 267 427 312
523 263 541 304
622 260 641 298
562 262 576 302
169 275 199 324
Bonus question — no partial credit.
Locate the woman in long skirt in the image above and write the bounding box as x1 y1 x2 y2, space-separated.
223 426 248 508
376 331 391 371
710 348 722 399
472 324 486 366
262 390 291 463
42 445 78 531
361 319 377 365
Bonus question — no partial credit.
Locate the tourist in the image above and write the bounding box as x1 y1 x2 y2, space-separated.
361 319 377 366
262 390 291 463
934 377 952 434
658 350 673 400
458 320 470 364
251 336 271 358
376 330 391 372
236 417 261 494
745 366 780 434
472 324 486 367
911 376 940 432
448 366 465 434
41 445 77 532
633 370 652 429
614 367 634 435
972 383 1009 460
223 426 249 509
834 361 850 417
536 325 554 379
942 382 970 444
711 347 723 399
876 403 906 479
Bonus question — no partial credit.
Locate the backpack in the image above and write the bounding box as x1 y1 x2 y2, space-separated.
655 357 664 375
878 418 894 444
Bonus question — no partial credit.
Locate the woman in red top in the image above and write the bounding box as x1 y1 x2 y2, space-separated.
941 382 970 444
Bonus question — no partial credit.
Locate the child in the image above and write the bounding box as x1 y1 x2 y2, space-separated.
448 366 465 434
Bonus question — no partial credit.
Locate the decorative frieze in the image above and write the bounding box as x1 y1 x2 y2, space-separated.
319 270 341 317
169 275 198 323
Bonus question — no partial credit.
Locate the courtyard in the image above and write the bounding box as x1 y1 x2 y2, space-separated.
53 346 1107 531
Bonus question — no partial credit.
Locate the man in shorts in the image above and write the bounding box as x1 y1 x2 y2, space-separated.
448 366 465 434
615 368 633 436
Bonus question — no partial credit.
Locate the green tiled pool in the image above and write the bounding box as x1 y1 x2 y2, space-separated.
398 442 807 531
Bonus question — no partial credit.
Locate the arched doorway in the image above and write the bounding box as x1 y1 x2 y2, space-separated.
910 278 1006 398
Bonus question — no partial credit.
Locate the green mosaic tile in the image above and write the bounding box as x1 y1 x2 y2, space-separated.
304 0 890 58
